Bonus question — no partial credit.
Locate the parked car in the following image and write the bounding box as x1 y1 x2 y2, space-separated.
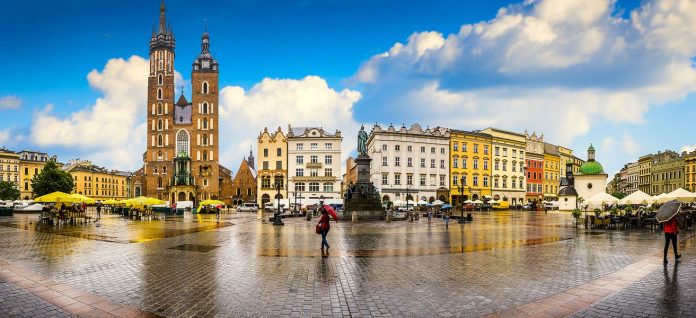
237 202 258 212
397 205 414 212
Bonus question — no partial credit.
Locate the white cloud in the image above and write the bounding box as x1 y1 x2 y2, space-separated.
681 144 696 153
352 0 696 147
219 76 361 172
0 96 21 110
0 129 10 145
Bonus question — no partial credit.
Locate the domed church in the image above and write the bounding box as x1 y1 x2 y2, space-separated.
558 144 608 210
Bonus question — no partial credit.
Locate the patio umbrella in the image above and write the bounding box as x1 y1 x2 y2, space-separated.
663 188 696 203
473 200 483 204
653 193 668 204
586 192 619 208
655 200 681 223
464 200 474 204
440 204 453 209
102 199 119 205
34 191 70 203
417 200 428 206
59 193 96 204
432 200 445 205
619 190 653 205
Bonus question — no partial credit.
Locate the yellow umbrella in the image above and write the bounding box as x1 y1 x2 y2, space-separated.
34 191 71 203
126 196 166 208
59 193 96 204
198 199 225 211
102 199 119 205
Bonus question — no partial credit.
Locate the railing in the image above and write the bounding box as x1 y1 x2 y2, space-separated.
170 174 195 186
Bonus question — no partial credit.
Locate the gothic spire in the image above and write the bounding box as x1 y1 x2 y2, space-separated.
149 0 175 54
159 0 167 34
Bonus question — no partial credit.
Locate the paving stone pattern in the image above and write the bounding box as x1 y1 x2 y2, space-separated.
0 211 693 317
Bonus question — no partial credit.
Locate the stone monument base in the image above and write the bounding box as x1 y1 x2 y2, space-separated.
343 209 386 221
344 155 385 221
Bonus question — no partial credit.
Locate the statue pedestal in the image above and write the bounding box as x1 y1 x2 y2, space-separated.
344 155 386 221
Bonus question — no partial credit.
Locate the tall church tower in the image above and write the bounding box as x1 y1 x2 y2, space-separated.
143 1 176 198
190 28 221 200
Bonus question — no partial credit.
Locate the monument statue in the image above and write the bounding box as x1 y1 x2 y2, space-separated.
357 125 368 156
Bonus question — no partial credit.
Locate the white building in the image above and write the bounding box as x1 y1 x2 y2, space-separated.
287 126 343 204
367 124 450 203
481 128 527 205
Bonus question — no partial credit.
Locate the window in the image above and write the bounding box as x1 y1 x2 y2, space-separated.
453 142 458 151
323 183 334 192
157 134 163 147
202 102 208 114
325 155 333 165
296 143 304 151
202 118 208 130
503 148 508 156
431 147 435 154
407 158 413 167
382 144 388 151
463 143 468 152
277 148 282 156
276 161 282 170
311 143 318 150
440 160 445 169
473 176 479 186
431 159 435 168
520 162 524 172
325 168 333 177
494 178 499 188
502 162 507 171
453 158 458 168
310 169 318 177
325 143 332 150
311 155 318 163
512 162 516 172
262 162 269 170
157 88 163 100
296 168 304 177
453 175 458 185
441 148 445 154
176 130 190 156
512 150 517 158
473 144 479 153
483 176 489 187
406 174 413 185
394 174 401 185
202 134 208 146
495 147 500 156
203 82 209 94
309 182 319 192
395 145 400 151
158 74 163 85
439 175 445 186
462 175 467 185
512 179 516 189
296 156 304 164
157 103 163 115
382 157 388 166
502 179 507 188
24 167 28 174
395 157 401 166
263 149 268 157
473 159 479 169
420 158 426 168
484 160 489 170
295 182 305 192
420 146 426 153
382 173 388 185
462 159 467 169
420 174 426 186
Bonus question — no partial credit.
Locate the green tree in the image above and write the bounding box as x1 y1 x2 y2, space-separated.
611 192 626 199
31 160 74 197
0 181 20 200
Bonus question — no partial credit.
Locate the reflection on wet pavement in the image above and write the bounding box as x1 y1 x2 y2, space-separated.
0 210 693 317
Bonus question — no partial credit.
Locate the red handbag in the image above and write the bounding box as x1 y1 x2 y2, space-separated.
315 224 322 234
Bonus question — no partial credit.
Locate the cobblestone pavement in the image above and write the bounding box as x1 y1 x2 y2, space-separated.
0 210 694 317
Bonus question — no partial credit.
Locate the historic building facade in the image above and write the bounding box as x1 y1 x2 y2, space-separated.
63 160 129 200
17 151 50 199
638 154 653 194
686 151 696 192
131 2 232 205
256 127 288 206
449 130 492 205
650 150 685 194
574 145 607 202
230 150 257 205
0 148 20 193
287 126 343 203
368 124 450 203
481 128 526 205
524 131 544 203
543 143 561 201
625 161 640 195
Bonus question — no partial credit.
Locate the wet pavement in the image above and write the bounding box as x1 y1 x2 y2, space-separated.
0 210 693 317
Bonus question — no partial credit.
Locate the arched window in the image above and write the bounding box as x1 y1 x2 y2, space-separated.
202 102 208 114
203 151 208 161
179 116 183 123
158 177 162 188
158 74 163 85
157 103 163 115
203 118 208 130
176 130 190 157
162 166 167 174
154 167 158 174
157 119 163 131
157 88 163 100
202 134 208 146
157 134 163 147
202 82 209 94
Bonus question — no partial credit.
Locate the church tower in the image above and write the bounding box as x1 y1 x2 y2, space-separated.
144 0 176 199
190 27 220 200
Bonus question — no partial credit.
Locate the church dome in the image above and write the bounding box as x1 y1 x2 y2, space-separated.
580 161 604 175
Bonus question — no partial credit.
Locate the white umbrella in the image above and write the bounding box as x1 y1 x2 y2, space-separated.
417 200 428 206
489 199 498 204
473 200 483 204
393 199 405 207
464 200 474 204
586 192 619 209
619 190 654 205
432 200 445 205
663 188 696 203
653 193 669 204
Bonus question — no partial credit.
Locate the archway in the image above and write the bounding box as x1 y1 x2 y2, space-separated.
429 197 435 203
438 195 446 203
274 194 283 200
382 195 390 203
472 194 479 200
261 194 271 204
135 187 141 197
178 192 186 201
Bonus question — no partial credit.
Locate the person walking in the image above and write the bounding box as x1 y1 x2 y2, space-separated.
663 216 681 264
444 211 450 227
317 208 332 250
96 201 102 220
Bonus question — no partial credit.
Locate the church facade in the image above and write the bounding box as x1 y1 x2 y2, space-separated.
132 2 233 205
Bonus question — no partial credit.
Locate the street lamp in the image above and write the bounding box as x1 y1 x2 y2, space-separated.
406 185 411 221
458 176 466 224
273 175 284 226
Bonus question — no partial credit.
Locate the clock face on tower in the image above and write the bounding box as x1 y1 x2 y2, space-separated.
202 60 210 68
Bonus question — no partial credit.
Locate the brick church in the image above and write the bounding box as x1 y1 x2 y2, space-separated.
132 2 233 205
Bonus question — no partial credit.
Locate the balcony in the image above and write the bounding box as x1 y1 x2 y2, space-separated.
171 173 195 186
306 162 322 169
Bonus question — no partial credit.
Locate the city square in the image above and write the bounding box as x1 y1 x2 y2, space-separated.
0 210 694 317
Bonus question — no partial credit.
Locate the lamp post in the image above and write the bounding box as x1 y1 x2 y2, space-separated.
406 186 411 221
273 175 284 226
458 177 466 224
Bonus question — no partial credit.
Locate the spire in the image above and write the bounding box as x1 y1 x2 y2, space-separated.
159 0 167 34
149 0 175 54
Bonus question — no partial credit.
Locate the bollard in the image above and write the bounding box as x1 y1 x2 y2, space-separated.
352 211 358 223
467 213 473 222
306 212 312 221
386 211 392 223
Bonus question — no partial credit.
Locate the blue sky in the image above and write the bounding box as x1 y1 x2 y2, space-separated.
1 0 694 178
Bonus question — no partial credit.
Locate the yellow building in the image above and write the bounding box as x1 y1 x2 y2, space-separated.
684 151 696 192
18 151 50 200
481 128 527 205
543 143 561 200
0 148 20 196
557 146 573 178
63 160 129 200
257 127 288 207
449 130 492 204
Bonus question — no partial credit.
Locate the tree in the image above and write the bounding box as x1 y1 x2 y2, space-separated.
611 192 626 200
0 181 20 200
31 160 74 197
